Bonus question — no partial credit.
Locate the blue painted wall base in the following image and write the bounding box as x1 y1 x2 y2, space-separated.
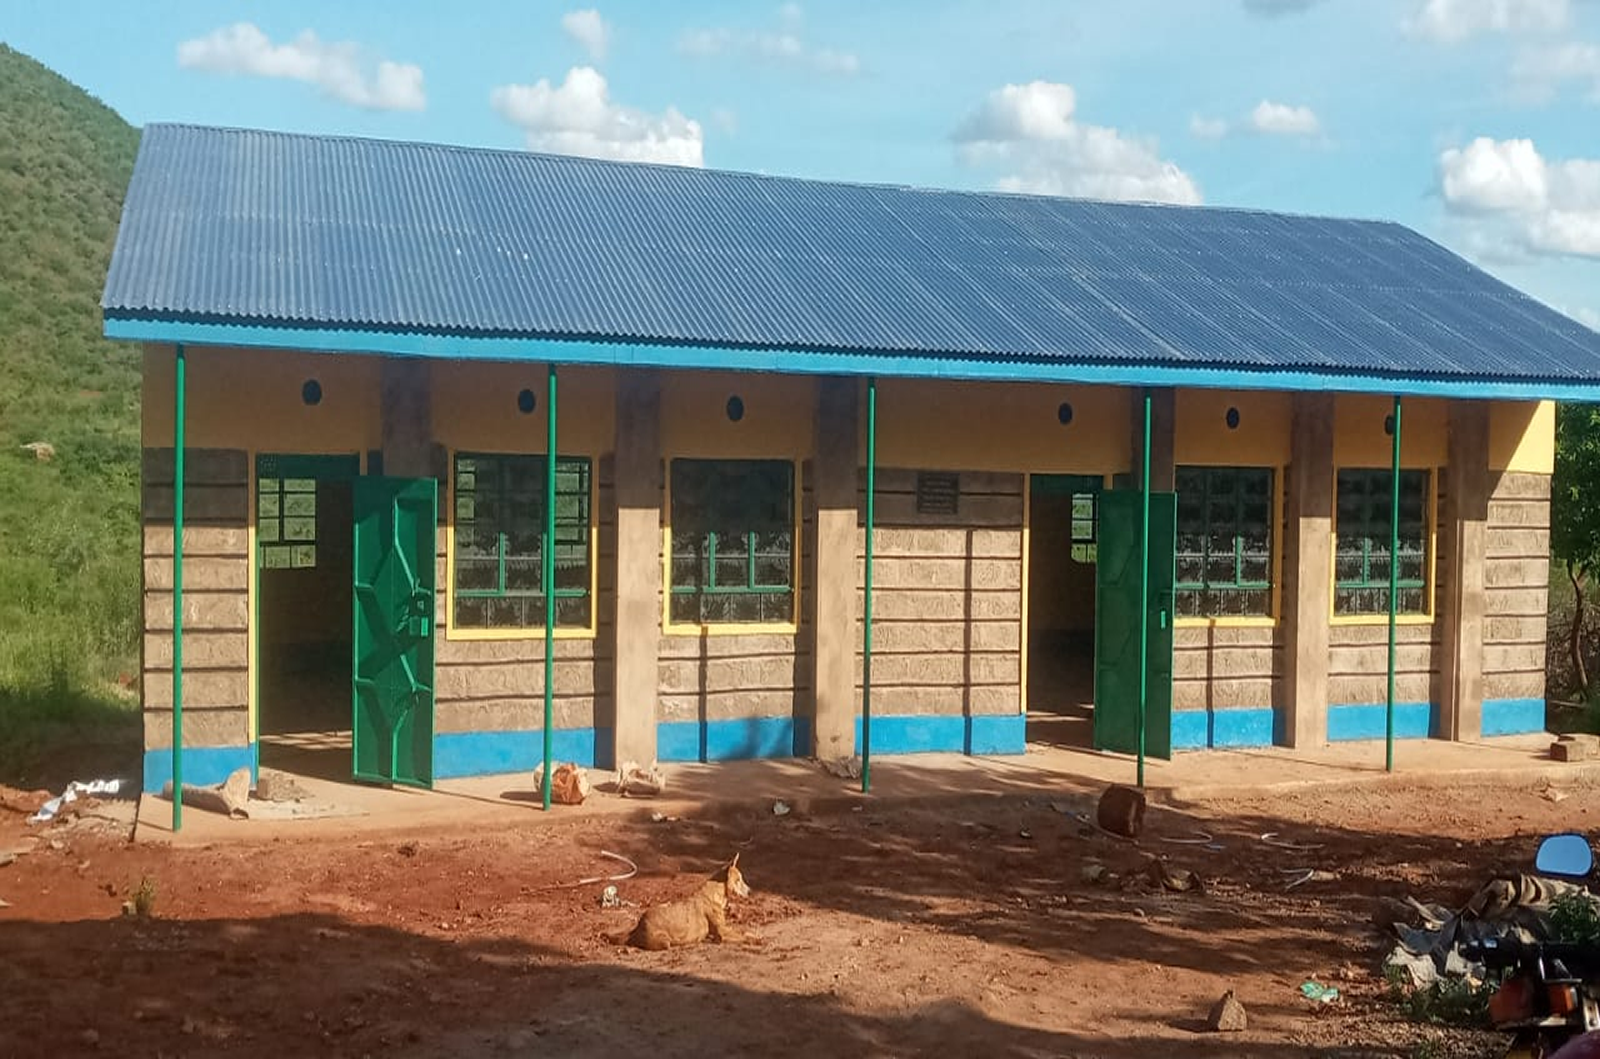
142 744 257 793
1327 703 1436 742
657 717 811 763
1481 697 1547 737
855 713 1027 756
433 728 613 779
1171 708 1276 750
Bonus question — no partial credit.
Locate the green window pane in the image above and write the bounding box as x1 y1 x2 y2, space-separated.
283 517 316 542
258 493 281 518
450 452 592 629
258 519 279 543
1333 468 1430 615
283 493 316 518
290 545 317 569
261 546 291 569
669 459 796 623
284 477 316 493
1172 466 1275 618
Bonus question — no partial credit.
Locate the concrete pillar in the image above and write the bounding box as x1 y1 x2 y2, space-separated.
812 377 859 760
1440 401 1489 741
1282 393 1334 748
1131 388 1176 490
380 358 433 477
613 371 662 765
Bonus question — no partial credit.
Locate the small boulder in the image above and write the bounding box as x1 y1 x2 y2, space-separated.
1553 735 1600 762
1207 990 1247 1033
1097 784 1146 838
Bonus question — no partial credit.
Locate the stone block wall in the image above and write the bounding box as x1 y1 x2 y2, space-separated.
855 469 1024 727
141 447 253 788
1483 471 1550 729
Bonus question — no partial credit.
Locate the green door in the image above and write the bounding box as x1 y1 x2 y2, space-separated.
1094 489 1177 759
352 477 437 787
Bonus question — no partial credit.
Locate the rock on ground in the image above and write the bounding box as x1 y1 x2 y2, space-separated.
1207 990 1248 1032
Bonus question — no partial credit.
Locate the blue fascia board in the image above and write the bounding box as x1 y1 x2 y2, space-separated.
104 317 1600 402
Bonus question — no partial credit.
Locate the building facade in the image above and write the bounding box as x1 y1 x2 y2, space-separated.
107 125 1587 792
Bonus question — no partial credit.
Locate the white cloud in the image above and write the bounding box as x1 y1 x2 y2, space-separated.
954 81 1201 206
562 9 610 61
1571 306 1600 331
1404 0 1568 43
679 4 860 76
176 22 425 111
1248 100 1321 135
1439 136 1600 258
491 66 703 167
1512 41 1600 103
1188 100 1322 140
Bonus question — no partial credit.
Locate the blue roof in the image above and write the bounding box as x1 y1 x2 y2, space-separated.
103 123 1600 398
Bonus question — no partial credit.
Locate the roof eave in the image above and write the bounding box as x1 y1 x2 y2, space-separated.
103 314 1600 403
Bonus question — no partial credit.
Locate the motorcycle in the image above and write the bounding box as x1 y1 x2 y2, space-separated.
1466 834 1600 1059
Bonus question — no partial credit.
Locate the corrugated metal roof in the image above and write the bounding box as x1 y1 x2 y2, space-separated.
103 123 1600 386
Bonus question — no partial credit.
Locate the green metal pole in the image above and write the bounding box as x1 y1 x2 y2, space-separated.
862 377 877 794
542 366 557 810
1386 395 1402 773
1137 390 1152 789
172 345 186 832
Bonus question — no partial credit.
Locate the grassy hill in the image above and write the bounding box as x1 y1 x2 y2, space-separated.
0 44 141 782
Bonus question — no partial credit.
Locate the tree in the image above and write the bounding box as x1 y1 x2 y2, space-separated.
1551 403 1600 699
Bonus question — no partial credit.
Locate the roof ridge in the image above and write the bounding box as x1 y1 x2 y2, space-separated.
141 122 1405 229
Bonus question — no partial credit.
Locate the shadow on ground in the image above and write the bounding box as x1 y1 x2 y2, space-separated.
0 685 138 791
0 911 1412 1058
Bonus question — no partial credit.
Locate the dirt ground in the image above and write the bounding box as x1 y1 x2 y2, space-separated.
2 775 1598 1058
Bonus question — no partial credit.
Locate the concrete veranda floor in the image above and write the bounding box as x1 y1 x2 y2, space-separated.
132 730 1600 845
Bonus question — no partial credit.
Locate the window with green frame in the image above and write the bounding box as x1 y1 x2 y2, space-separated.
669 459 795 625
452 453 592 629
257 475 318 569
1070 492 1097 564
1334 468 1429 616
1174 466 1274 618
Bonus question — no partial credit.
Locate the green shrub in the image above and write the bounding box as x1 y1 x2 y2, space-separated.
1550 890 1600 946
1385 969 1493 1028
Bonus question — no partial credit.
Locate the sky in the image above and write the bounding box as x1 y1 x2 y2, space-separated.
4 0 1599 329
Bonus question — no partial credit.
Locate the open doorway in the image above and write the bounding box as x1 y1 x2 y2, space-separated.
1026 474 1102 748
255 454 360 779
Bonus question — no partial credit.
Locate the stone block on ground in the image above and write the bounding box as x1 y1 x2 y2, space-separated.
1552 735 1599 762
1097 785 1146 838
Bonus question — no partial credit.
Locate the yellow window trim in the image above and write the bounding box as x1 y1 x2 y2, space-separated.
662 455 803 637
1330 613 1438 627
443 446 601 642
1326 464 1439 624
1174 616 1280 629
